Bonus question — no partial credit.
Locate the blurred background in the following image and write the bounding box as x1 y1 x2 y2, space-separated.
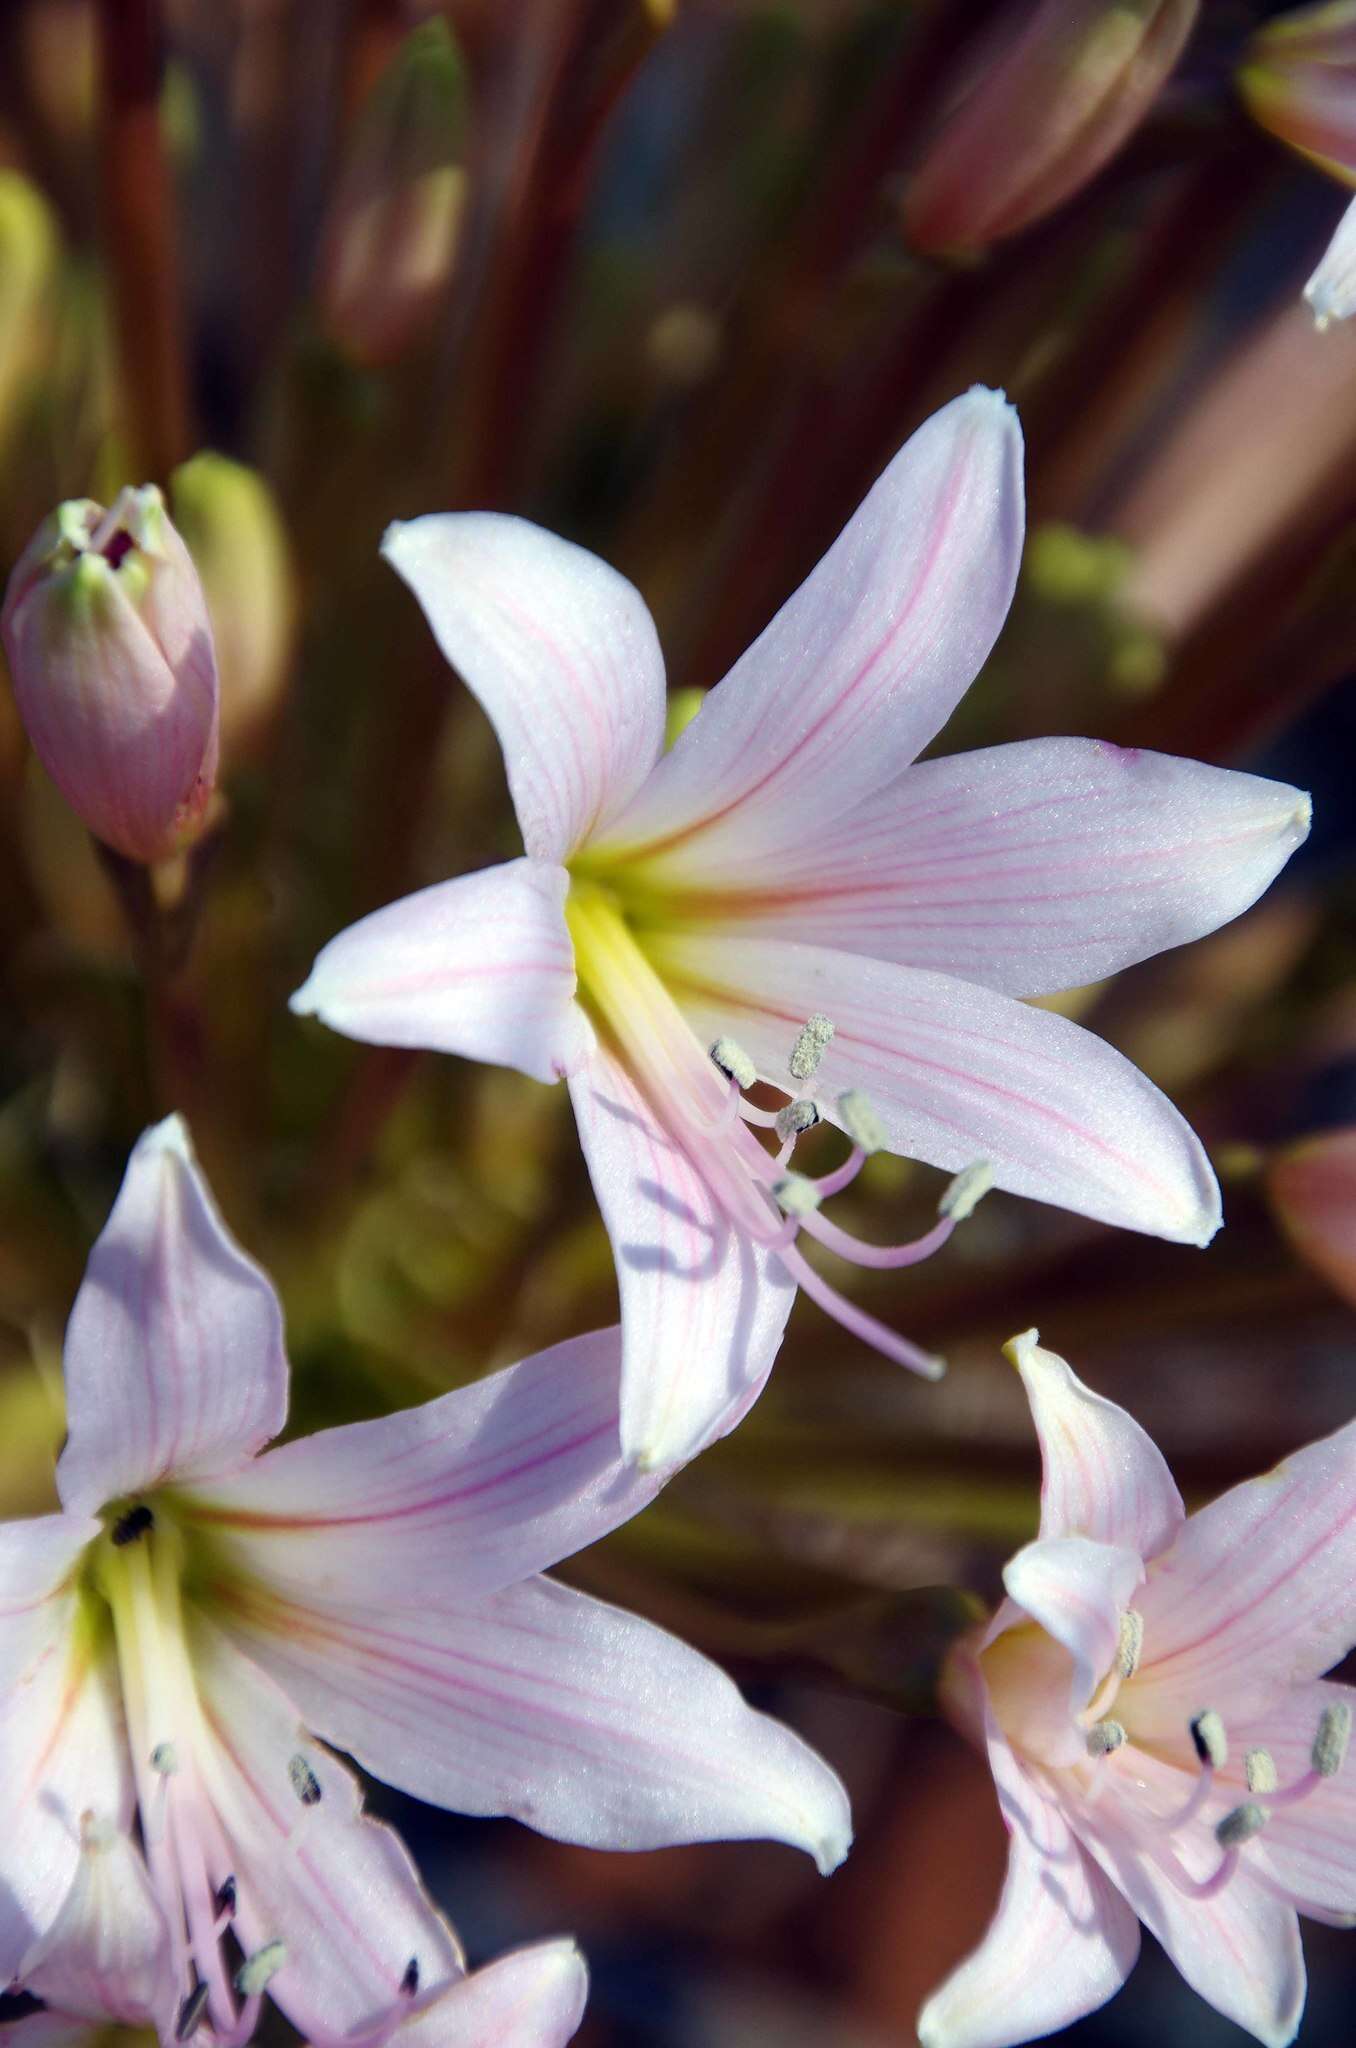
1 0 1356 2041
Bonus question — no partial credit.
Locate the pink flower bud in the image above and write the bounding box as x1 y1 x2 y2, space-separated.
1 485 219 863
904 0 1200 255
1240 0 1356 183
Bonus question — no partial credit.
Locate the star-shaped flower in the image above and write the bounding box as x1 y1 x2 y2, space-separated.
292 387 1309 1468
919 1330 1356 2048
3 1117 849 2047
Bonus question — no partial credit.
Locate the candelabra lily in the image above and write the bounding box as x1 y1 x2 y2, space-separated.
919 1331 1356 2048
3 1117 850 2048
292 387 1309 1469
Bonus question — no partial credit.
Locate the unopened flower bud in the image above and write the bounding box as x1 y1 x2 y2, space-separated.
1240 1 1356 186
904 1 1200 256
170 453 295 756
2 486 219 863
316 19 468 366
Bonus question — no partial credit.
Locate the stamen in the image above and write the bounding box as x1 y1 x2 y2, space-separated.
1087 1719 1126 1756
836 1089 887 1156
235 1942 287 1997
288 1755 322 1807
709 1037 756 1090
151 1741 180 1776
773 1173 822 1217
214 1875 237 1918
401 1959 419 1997
1190 1711 1228 1769
112 1503 155 1546
775 1237 946 1380
176 1981 211 2040
938 1161 994 1222
774 1098 820 1144
1246 1748 1279 1795
1216 1802 1267 1848
788 1013 834 1082
1313 1701 1351 1779
1115 1610 1144 1680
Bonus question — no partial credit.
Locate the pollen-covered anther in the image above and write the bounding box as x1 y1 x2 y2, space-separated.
774 1098 820 1143
150 1740 179 1776
773 1172 822 1218
235 1940 288 1997
788 1012 834 1082
1312 1700 1351 1778
1190 1710 1228 1770
1086 1718 1126 1757
1215 1801 1267 1848
1245 1748 1279 1795
938 1160 994 1222
1115 1609 1144 1680
288 1753 323 1806
836 1088 887 1155
709 1036 756 1090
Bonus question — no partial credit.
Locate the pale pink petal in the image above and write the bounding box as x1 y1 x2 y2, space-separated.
655 933 1220 1245
290 859 593 1086
1075 1759 1306 2048
21 1826 171 2027
917 1715 1139 2048
1008 1329 1184 1556
0 1515 130 1978
188 1616 463 2043
1235 1680 1356 1922
1129 1416 1356 1735
686 741 1310 996
1002 1534 1144 1722
217 1572 852 1872
396 1940 587 2048
1306 193 1356 328
594 389 1023 880
568 1041 795 1467
381 514 666 862
182 1327 662 1605
55 1117 288 1515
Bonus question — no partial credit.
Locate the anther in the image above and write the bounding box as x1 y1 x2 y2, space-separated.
1190 1711 1228 1769
176 1981 211 2040
709 1037 756 1090
150 1741 179 1776
288 1754 322 1806
1086 1719 1126 1756
235 1942 288 1997
774 1098 820 1144
788 1013 834 1082
1246 1748 1279 1795
1115 1610 1144 1680
773 1173 822 1217
400 1959 419 1997
836 1089 887 1155
1312 1700 1351 1779
1215 1802 1267 1848
938 1161 994 1222
215 1875 237 1917
111 1503 154 1546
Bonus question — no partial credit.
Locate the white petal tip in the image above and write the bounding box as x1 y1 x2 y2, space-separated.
813 1825 853 1876
1292 792 1313 837
288 974 321 1019
1003 1325 1041 1370
140 1113 194 1161
379 518 413 562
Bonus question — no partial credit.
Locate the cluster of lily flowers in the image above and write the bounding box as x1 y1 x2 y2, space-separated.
2 379 1351 2048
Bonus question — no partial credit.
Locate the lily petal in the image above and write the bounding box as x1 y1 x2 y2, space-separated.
217 1571 853 1872
1306 192 1356 328
21 1825 170 2027
188 1616 463 2043
290 858 593 1086
654 933 1221 1245
1129 1416 1356 1734
183 1327 662 1605
397 1940 587 2048
0 1514 130 1978
595 388 1023 880
687 741 1310 996
1003 1534 1144 1720
1237 1680 1356 1923
381 514 666 863
56 1116 288 1516
918 1715 1139 2048
1008 1329 1184 1557
568 1041 796 1467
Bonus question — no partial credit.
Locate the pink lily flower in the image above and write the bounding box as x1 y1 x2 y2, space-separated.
291 388 1310 1468
919 1330 1356 2048
3 1117 850 2047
